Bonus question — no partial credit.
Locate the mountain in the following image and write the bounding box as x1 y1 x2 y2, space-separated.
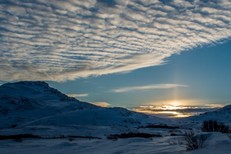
185 105 231 126
0 81 96 108
0 81 165 129
0 81 98 128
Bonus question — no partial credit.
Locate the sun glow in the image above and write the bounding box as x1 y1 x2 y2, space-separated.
133 100 221 118
168 100 182 106
161 100 186 110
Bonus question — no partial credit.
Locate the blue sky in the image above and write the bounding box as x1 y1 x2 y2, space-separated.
49 40 231 107
0 0 231 108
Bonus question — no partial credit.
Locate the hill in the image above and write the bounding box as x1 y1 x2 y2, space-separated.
0 81 165 129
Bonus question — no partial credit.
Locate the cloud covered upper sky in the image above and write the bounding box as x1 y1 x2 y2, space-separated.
0 0 231 81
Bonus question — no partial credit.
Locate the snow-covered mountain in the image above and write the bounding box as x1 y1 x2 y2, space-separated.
0 81 165 129
185 105 231 126
0 81 96 109
0 81 98 128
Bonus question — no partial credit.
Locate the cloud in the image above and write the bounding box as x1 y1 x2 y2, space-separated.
204 103 226 108
112 84 187 93
0 0 231 81
67 93 89 98
133 104 222 118
92 102 110 107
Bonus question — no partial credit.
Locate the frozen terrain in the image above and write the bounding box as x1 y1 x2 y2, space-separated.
0 133 230 154
0 81 230 154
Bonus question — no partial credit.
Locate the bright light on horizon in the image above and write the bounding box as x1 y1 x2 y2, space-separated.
150 99 226 108
132 101 224 118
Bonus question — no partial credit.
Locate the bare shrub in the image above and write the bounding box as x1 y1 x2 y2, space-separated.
184 130 208 151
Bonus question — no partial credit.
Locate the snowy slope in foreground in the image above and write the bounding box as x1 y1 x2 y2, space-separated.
186 133 231 154
0 81 166 128
0 132 230 154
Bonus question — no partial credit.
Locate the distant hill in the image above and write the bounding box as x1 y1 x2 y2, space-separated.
186 105 231 126
0 81 165 128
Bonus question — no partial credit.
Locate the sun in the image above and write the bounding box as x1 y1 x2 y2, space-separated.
168 100 182 106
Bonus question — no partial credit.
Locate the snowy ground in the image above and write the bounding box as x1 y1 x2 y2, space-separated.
0 125 230 154
0 131 186 154
187 133 231 154
0 137 185 154
0 132 230 154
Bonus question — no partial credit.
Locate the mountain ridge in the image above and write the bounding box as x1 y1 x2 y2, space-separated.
0 81 166 128
0 81 98 128
182 104 231 128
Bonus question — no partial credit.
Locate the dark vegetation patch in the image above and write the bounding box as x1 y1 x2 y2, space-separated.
0 134 41 142
107 132 162 140
47 135 101 139
202 120 230 133
168 129 184 136
0 134 41 140
140 124 179 129
0 134 101 141
170 133 184 136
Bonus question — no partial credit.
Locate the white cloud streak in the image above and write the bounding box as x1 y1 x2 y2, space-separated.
112 84 188 93
0 0 231 81
67 93 89 98
92 102 110 107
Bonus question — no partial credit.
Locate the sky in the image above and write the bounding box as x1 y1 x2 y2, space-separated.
48 40 231 108
0 0 231 108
